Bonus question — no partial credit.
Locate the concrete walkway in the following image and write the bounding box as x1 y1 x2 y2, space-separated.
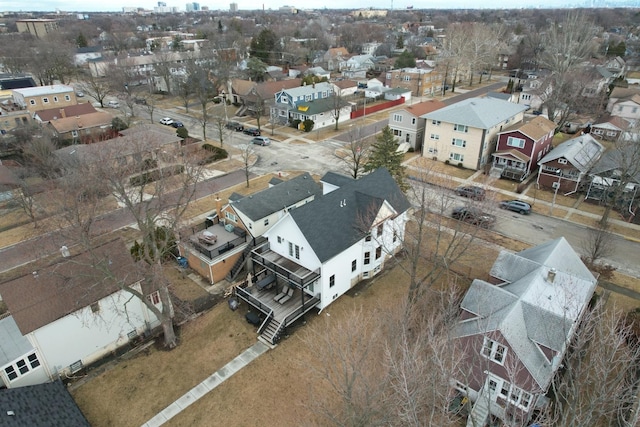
141 341 270 427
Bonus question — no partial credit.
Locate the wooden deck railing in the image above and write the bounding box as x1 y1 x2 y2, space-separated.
257 309 274 335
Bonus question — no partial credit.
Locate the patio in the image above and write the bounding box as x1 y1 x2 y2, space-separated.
187 223 247 260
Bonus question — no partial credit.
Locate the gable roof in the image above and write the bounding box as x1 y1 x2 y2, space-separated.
0 380 90 426
500 115 556 141
48 111 113 133
0 239 140 335
402 99 446 117
592 115 630 131
609 86 640 101
13 85 74 97
589 147 640 184
538 134 604 172
423 97 527 129
455 238 597 390
278 82 333 99
294 96 351 115
289 168 410 263
231 172 321 221
34 102 98 122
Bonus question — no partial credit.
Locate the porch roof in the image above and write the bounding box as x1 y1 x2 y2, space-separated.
251 242 320 287
493 149 531 163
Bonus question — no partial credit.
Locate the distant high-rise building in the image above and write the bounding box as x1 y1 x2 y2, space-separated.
158 1 167 6
230 2 238 12
186 2 200 11
16 19 59 39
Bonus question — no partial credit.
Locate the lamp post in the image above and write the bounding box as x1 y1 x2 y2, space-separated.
221 91 228 123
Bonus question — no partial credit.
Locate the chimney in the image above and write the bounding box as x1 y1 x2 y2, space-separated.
547 268 556 283
60 108 66 118
215 194 223 219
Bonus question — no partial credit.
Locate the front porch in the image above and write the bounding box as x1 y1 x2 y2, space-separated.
234 242 321 344
491 150 530 182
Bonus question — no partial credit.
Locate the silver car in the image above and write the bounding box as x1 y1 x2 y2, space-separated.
251 136 271 146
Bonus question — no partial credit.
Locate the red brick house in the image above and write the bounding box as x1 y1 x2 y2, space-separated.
491 116 556 181
453 238 597 427
536 134 604 194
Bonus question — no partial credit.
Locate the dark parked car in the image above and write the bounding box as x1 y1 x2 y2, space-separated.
499 200 531 214
455 185 486 200
243 127 261 136
134 97 147 105
171 121 184 128
225 121 244 131
451 206 496 228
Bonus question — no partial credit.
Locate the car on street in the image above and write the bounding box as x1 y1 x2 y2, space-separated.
134 97 147 105
499 200 532 214
451 206 496 228
160 117 174 125
75 91 84 97
225 121 244 131
171 121 184 128
251 136 270 146
455 185 486 200
107 100 120 108
243 127 261 136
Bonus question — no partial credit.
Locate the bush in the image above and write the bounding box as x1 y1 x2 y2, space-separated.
290 119 301 129
141 158 158 171
111 117 128 131
302 119 314 133
130 165 185 186
176 127 189 139
202 144 228 159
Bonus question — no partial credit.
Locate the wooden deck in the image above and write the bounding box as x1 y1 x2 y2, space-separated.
236 281 317 323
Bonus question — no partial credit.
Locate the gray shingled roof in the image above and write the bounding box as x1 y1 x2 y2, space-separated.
538 134 604 173
290 168 410 263
0 380 90 426
422 97 527 129
455 237 597 390
320 171 356 189
230 172 321 221
0 317 33 367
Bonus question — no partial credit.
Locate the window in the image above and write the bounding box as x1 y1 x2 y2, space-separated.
453 123 468 133
507 136 525 148
329 274 335 287
289 242 300 259
393 114 402 122
432 120 441 126
71 130 79 138
521 93 531 101
495 378 533 410
65 95 71 101
295 245 300 259
29 99 36 105
365 235 372 242
403 75 411 82
42 97 49 104
27 353 40 369
633 107 638 114
3 353 40 382
277 236 282 244
351 259 357 272
147 290 161 305
393 129 402 136
427 147 438 154
377 223 383 236
481 337 507 364
449 152 464 162
364 252 371 265
225 211 237 222
558 158 568 165
430 134 439 140
288 242 293 256
411 117 416 125
393 231 397 243
264 218 269 226
376 246 382 259
5 366 17 381
452 138 466 147
386 73 391 80
53 96 59 102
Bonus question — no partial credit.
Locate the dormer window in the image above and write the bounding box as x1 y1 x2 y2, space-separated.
481 337 507 365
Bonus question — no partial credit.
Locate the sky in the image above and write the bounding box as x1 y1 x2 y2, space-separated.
1 0 571 13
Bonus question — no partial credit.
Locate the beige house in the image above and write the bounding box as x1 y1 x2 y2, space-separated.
422 98 528 171
16 19 59 39
384 67 445 97
12 85 77 114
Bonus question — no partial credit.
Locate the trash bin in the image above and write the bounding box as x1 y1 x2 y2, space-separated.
176 256 188 268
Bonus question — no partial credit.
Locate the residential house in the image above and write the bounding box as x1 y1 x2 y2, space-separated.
0 381 90 424
304 66 331 80
485 91 516 103
332 79 359 97
34 102 113 143
179 173 322 284
491 116 556 181
235 168 410 344
0 239 161 388
361 42 381 55
515 78 545 111
12 85 77 114
0 78 34 133
422 98 528 171
74 46 103 67
607 86 640 122
0 74 37 91
319 47 349 71
16 19 59 39
536 133 604 194
384 67 445 97
590 115 631 141
33 102 98 124
454 237 597 427
230 78 301 118
340 54 375 79
388 100 446 152
580 65 615 98
585 144 640 208
604 55 626 78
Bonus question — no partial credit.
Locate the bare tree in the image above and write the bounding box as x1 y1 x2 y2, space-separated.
336 126 371 179
50 135 206 348
152 51 177 95
330 93 345 131
77 71 113 108
212 115 230 147
580 221 615 266
238 143 254 188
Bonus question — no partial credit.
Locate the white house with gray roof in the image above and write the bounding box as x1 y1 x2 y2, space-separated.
422 98 528 170
454 237 597 427
234 168 410 344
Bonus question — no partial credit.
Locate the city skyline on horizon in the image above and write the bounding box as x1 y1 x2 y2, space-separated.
2 0 636 13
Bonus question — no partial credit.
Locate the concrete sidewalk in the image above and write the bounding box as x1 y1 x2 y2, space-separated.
141 341 270 427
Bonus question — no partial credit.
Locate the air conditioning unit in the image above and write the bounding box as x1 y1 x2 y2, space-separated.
552 182 560 189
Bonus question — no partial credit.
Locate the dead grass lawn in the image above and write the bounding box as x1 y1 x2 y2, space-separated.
409 157 476 181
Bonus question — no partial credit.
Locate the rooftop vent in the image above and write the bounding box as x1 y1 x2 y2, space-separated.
547 268 556 283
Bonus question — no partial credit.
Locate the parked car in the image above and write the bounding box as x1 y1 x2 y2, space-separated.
134 97 147 105
75 91 84 98
160 117 174 125
499 200 532 214
225 121 244 131
451 206 496 228
171 121 184 128
251 136 270 146
107 100 120 108
243 127 261 136
455 185 486 200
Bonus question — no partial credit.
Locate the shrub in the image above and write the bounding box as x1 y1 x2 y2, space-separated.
111 117 128 131
176 127 189 139
141 158 158 171
302 119 314 132
129 165 184 186
202 143 228 159
290 119 301 129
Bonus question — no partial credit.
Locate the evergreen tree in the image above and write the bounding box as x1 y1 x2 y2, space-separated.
395 50 416 69
76 33 88 48
364 126 408 192
250 28 278 63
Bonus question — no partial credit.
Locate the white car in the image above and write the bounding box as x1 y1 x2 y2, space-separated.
160 117 174 125
107 100 120 108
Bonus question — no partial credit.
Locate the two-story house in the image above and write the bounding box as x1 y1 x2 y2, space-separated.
454 237 597 427
12 85 77 114
422 98 528 171
607 86 640 122
590 115 631 141
536 133 604 194
388 100 446 152
385 67 445 97
491 116 556 181
34 103 113 144
0 239 161 389
234 168 410 344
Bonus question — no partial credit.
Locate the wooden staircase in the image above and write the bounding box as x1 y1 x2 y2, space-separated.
466 386 490 427
258 316 284 345
225 237 265 282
